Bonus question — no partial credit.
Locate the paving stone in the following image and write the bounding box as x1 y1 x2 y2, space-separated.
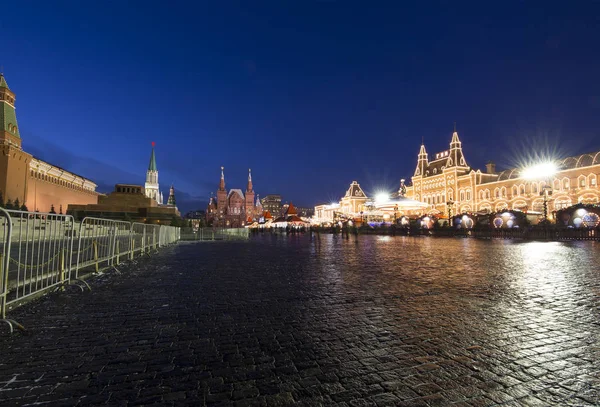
0 238 599 406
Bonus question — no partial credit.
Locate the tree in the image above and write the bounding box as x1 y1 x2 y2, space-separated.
5 199 13 210
14 198 20 210
0 191 4 208
170 216 182 227
59 204 63 215
50 204 56 214
20 203 28 212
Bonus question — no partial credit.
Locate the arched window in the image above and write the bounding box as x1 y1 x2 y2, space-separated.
553 179 561 190
588 174 597 187
495 188 500 199
512 185 518 196
460 190 465 201
532 183 538 194
519 185 525 195
563 178 570 190
579 175 587 188
501 187 507 198
466 190 471 200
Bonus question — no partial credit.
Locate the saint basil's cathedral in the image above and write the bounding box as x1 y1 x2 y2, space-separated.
206 167 263 227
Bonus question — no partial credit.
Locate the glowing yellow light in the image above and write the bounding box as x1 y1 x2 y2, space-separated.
521 162 557 180
375 193 388 203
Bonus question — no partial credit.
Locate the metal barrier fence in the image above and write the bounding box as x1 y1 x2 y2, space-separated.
0 210 180 333
180 227 250 241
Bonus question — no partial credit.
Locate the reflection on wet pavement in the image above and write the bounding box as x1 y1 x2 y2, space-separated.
0 235 599 406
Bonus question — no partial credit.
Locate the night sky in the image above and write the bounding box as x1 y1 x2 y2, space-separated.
3 2 600 213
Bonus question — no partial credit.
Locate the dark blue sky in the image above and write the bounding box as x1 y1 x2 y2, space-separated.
4 1 600 212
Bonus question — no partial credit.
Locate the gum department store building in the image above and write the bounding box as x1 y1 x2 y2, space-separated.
405 128 600 219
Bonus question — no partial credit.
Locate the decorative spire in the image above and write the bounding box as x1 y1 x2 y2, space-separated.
219 166 225 191
414 144 428 177
447 125 467 168
0 73 9 90
148 142 157 171
167 185 176 206
247 168 253 192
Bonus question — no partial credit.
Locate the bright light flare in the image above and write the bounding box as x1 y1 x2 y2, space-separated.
375 193 389 203
521 162 557 180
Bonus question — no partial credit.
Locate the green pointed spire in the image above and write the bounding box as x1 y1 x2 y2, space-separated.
148 142 157 171
0 73 20 143
0 74 9 90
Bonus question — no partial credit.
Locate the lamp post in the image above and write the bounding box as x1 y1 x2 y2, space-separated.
522 162 557 225
446 200 454 223
540 185 553 224
34 164 40 213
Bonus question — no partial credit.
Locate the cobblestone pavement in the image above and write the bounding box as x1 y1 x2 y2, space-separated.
1 236 600 406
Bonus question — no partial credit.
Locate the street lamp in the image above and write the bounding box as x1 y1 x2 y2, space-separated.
446 200 454 222
522 162 558 224
540 185 553 224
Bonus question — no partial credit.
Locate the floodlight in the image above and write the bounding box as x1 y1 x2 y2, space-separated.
521 162 557 180
375 193 388 203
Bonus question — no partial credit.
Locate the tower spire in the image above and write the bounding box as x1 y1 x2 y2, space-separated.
148 142 157 171
145 142 161 203
247 168 253 192
446 126 467 168
167 184 176 206
0 72 21 147
414 144 428 177
219 166 225 191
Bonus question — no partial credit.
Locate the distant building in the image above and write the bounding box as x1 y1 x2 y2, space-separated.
313 181 366 224
406 128 600 219
294 206 314 217
68 145 180 223
206 167 261 227
0 73 99 212
261 194 282 217
184 209 206 229
184 210 206 219
68 184 180 223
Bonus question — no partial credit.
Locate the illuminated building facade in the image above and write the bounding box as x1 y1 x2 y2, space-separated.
313 181 367 224
0 73 99 213
206 167 261 227
405 129 600 220
261 194 282 217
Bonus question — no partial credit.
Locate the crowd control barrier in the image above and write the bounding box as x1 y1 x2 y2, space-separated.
0 210 180 333
180 227 250 241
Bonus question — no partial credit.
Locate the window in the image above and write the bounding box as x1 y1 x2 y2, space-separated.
520 185 525 195
466 190 471 200
512 186 518 196
580 176 586 187
563 179 569 189
460 191 465 201
532 183 538 194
